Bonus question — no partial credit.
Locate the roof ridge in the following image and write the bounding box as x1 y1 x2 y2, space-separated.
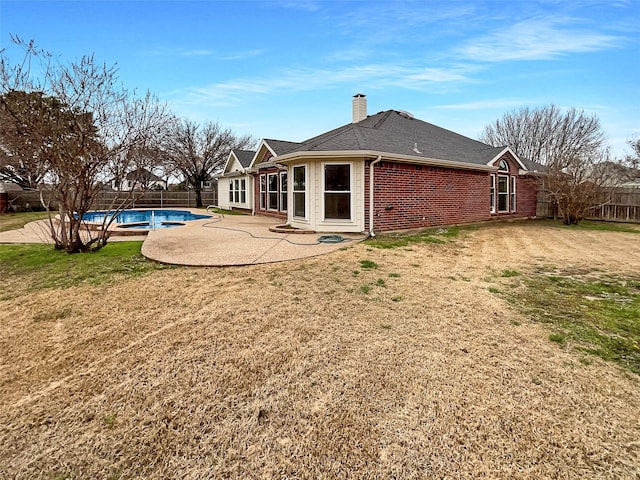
300 122 355 149
370 110 394 129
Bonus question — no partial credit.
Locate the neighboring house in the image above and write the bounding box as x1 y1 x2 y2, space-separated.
201 177 217 191
111 168 167 191
223 94 540 234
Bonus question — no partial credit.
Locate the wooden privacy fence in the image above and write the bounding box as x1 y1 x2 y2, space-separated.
537 188 640 223
4 189 218 212
6 186 639 223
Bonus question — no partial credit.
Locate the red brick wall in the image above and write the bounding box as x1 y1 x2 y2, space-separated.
488 154 538 220
515 175 538 217
365 161 538 232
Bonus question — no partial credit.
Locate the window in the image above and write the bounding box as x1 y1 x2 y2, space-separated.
280 172 287 212
510 176 516 212
234 179 240 203
324 163 351 220
267 173 278 210
229 179 246 204
490 174 496 213
259 175 266 210
498 159 509 171
498 175 509 212
293 165 306 218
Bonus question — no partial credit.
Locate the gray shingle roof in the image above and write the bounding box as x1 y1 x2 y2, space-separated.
263 139 301 156
233 149 255 168
285 110 511 166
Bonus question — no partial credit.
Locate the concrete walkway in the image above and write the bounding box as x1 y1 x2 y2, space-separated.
0 214 365 266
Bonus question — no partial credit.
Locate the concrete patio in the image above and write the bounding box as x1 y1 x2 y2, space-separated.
0 213 366 266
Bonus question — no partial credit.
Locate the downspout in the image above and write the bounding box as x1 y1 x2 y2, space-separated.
369 155 382 237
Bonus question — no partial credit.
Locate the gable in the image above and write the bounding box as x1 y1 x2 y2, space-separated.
251 140 277 166
487 147 528 172
224 152 246 174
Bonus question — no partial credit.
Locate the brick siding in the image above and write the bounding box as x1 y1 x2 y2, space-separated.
365 161 537 232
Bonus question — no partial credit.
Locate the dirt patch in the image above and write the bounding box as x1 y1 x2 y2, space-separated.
1 222 639 479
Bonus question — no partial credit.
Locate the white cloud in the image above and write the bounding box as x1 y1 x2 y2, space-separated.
167 62 476 107
435 99 534 110
141 47 215 57
183 49 215 57
459 16 621 62
220 49 264 61
141 47 262 60
276 0 321 12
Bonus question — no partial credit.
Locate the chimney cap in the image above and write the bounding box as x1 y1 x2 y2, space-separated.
353 93 366 98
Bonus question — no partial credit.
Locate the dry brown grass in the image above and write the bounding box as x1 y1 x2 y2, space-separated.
1 223 639 479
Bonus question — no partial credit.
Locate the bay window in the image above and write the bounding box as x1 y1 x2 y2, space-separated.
280 172 287 212
293 165 306 218
324 163 351 220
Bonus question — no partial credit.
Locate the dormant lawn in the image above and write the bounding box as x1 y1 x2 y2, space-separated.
1 220 639 479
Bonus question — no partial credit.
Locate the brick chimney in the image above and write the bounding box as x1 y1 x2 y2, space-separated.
352 93 367 123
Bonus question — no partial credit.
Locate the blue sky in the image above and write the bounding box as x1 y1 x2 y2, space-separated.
1 0 639 157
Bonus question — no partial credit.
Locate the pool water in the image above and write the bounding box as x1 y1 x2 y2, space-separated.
81 209 211 229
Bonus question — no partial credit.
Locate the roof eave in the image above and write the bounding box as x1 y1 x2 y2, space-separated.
274 150 496 172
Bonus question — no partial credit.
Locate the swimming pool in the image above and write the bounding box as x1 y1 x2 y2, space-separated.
81 209 212 229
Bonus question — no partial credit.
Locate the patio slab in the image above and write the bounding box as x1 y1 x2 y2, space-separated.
0 212 366 266
140 214 365 266
0 219 148 244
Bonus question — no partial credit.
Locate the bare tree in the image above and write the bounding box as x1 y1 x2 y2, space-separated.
161 119 254 207
0 37 173 252
625 137 640 169
480 105 607 167
480 104 619 224
0 91 53 188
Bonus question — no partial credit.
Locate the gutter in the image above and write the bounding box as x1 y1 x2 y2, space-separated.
274 150 495 173
369 155 382 237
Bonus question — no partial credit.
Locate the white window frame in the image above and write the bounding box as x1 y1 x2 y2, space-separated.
234 179 240 203
498 174 509 213
292 165 306 219
322 162 353 221
267 173 279 211
240 178 246 204
279 171 287 212
510 176 516 212
259 174 266 210
490 174 496 214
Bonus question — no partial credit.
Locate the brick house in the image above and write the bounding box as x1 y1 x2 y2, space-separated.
217 94 540 234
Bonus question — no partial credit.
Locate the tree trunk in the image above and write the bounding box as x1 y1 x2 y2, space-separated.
195 187 203 208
